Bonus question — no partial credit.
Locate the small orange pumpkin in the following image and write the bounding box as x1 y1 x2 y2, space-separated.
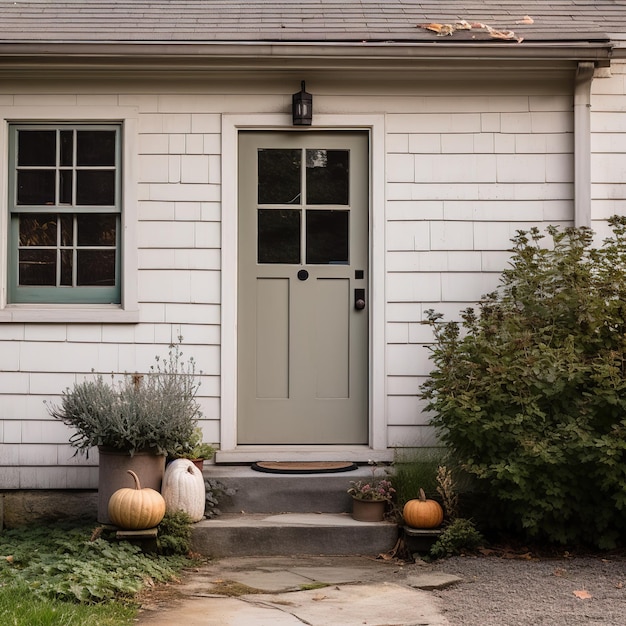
108 470 166 530
403 488 444 529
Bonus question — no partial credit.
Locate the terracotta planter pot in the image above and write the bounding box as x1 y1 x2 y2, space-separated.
97 446 166 524
190 458 204 472
351 497 386 522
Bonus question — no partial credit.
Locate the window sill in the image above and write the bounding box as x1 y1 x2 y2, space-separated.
0 305 140 324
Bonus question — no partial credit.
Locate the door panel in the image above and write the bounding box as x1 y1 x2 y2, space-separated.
238 131 369 444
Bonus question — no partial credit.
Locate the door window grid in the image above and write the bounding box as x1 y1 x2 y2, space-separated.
257 148 350 265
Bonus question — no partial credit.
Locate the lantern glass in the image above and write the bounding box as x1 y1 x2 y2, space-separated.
292 81 313 126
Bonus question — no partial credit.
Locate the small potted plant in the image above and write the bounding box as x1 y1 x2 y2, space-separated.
170 427 216 471
347 461 396 521
48 342 202 524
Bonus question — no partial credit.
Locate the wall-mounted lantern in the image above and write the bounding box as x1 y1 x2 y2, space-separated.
292 81 313 126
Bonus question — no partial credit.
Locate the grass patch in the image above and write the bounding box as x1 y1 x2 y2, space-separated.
299 582 330 591
0 520 193 625
0 584 135 626
209 579 263 596
392 447 445 507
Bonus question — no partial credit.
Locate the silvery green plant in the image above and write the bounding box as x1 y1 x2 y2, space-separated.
48 342 201 456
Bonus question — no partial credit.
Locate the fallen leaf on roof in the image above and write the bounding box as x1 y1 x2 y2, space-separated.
418 18 524 43
516 15 534 25
573 590 592 600
419 22 455 36
489 28 524 43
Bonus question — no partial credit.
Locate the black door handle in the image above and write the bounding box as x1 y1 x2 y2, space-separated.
355 288 365 310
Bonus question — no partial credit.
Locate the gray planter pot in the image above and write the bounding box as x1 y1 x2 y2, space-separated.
97 446 166 524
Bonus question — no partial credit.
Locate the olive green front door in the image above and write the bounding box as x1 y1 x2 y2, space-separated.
237 131 369 444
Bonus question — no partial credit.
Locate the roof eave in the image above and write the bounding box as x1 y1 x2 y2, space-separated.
0 40 615 71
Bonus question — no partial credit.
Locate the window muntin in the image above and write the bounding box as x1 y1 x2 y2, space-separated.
9 125 121 304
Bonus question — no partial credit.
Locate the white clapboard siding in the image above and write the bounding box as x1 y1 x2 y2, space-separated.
0 63 624 487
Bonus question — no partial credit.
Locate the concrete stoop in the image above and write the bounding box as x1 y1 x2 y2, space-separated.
192 465 399 557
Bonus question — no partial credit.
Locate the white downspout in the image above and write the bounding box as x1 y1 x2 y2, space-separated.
574 61 595 228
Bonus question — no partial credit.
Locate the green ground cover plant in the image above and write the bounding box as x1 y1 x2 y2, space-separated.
422 217 626 549
0 521 191 625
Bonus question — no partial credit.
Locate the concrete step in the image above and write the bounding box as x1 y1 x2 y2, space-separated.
191 513 399 558
204 465 377 514
192 466 398 557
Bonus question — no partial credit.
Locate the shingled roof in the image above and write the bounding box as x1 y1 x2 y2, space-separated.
0 1 624 43
0 1 624 68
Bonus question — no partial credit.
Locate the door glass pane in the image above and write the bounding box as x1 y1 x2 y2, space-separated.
258 149 301 204
306 149 349 205
306 210 349 264
258 209 301 263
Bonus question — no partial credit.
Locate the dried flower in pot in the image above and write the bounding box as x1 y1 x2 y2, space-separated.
48 342 203 523
347 461 395 521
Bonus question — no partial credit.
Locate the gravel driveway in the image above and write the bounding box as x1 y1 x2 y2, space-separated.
433 553 626 625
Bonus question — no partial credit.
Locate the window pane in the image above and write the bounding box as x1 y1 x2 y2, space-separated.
18 130 56 166
306 149 349 205
77 250 116 286
19 214 57 246
306 210 349 264
19 249 56 285
17 170 55 205
258 209 301 264
60 170 73 204
60 214 73 246
60 131 73 166
77 131 116 166
77 214 116 246
76 170 115 205
258 149 301 204
60 249 73 286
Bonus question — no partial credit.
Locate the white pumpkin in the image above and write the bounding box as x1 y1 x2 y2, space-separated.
162 459 206 522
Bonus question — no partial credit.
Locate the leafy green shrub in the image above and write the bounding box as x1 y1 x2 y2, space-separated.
421 217 626 549
157 511 194 555
430 518 484 558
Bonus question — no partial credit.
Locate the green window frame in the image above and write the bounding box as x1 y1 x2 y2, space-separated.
8 124 122 304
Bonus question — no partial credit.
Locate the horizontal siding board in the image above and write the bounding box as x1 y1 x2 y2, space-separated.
1 58 624 474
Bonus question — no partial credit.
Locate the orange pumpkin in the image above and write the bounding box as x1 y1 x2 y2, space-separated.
108 470 166 530
403 488 444 529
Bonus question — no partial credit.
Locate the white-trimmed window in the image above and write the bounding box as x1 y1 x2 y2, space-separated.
8 124 121 304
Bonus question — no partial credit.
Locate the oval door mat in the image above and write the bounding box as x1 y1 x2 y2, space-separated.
251 461 358 474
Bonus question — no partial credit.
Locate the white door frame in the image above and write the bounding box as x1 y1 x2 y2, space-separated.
219 113 388 462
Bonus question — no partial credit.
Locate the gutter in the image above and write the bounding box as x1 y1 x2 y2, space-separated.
0 40 615 70
574 61 595 229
